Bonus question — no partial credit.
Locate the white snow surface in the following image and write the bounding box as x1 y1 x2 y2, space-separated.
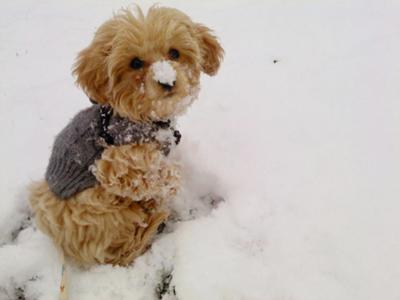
152 61 177 86
1 1 400 299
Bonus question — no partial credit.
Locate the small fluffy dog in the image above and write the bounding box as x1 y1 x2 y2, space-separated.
29 6 223 266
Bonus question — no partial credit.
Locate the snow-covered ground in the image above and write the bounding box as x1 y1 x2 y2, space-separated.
1 0 400 299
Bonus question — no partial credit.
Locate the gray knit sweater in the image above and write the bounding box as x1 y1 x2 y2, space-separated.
45 105 179 199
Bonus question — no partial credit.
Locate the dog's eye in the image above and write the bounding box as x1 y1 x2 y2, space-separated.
130 57 144 70
168 48 180 60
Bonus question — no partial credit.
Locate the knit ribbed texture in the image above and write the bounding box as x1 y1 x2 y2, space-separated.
45 105 179 200
45 105 103 199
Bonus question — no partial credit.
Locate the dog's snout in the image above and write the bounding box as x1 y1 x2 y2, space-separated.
158 81 175 91
152 61 176 93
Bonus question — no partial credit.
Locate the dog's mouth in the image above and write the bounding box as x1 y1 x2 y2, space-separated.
162 89 176 98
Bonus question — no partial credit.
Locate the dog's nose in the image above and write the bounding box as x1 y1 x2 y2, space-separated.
158 81 175 91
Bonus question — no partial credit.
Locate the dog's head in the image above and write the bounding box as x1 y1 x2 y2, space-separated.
73 6 223 122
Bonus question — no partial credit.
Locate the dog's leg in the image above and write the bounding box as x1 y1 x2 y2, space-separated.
93 143 180 202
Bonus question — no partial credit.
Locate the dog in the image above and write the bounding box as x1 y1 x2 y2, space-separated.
29 5 223 266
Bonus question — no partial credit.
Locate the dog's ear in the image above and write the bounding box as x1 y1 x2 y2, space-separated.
195 24 224 76
73 19 119 104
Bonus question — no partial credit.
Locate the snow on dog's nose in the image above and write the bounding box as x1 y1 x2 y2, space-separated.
152 61 176 91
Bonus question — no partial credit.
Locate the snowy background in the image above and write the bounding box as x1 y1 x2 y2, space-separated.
1 0 400 299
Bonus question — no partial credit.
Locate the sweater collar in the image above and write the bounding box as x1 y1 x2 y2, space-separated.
97 104 181 147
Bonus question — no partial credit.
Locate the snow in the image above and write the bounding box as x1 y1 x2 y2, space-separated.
1 1 400 300
152 61 177 86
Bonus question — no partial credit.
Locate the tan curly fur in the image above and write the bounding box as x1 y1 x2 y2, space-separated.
72 6 223 122
30 181 168 266
93 144 180 200
29 5 223 266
